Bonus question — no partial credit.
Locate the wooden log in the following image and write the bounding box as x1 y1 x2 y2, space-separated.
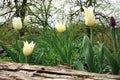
0 62 120 80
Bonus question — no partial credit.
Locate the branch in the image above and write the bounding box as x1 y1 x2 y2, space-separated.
0 11 15 16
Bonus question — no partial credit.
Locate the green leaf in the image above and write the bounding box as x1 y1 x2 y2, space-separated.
15 40 25 63
103 47 119 74
82 35 89 48
53 41 67 63
97 43 104 73
19 52 26 63
35 53 44 65
82 35 95 72
0 42 19 62
43 28 67 63
67 46 75 64
65 27 76 64
116 50 120 67
111 27 118 52
74 60 84 71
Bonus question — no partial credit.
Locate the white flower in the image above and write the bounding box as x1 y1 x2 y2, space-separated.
23 41 35 56
12 17 22 30
56 23 66 32
84 6 96 27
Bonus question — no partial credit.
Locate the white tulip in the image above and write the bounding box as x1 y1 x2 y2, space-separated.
56 23 66 33
12 17 22 30
84 6 96 27
23 41 35 56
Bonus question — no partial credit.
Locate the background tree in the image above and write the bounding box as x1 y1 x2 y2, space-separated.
0 0 120 45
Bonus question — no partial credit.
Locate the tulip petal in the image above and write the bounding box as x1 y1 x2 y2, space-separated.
84 6 95 27
23 41 35 56
56 23 66 32
12 17 22 30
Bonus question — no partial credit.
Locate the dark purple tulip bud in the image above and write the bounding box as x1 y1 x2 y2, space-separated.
109 16 116 27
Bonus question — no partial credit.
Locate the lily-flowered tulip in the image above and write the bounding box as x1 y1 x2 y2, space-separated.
84 6 96 27
12 17 22 30
109 16 116 27
56 23 66 33
23 41 35 56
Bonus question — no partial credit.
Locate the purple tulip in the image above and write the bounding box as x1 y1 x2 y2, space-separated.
109 16 116 27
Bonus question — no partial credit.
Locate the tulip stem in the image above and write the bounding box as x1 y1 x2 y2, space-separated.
18 31 21 62
90 28 93 43
86 28 90 38
25 56 28 63
111 27 118 53
18 31 21 40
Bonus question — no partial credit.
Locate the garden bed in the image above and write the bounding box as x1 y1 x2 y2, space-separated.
0 62 120 80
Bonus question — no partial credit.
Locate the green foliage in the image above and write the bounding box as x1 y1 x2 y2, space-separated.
103 46 119 74
0 26 17 44
0 0 120 75
40 25 78 65
97 43 104 73
81 34 120 74
0 57 12 62
82 35 95 72
0 40 25 63
110 27 119 52
0 23 120 75
73 60 84 71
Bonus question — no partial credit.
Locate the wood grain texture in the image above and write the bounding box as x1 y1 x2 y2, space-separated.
0 62 120 80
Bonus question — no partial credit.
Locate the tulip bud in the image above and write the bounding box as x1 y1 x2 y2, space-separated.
56 23 66 33
84 6 96 27
109 16 116 27
12 17 22 30
23 41 35 56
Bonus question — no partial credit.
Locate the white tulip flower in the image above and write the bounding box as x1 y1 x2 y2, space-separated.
12 17 22 30
84 6 96 27
56 23 66 33
23 41 35 56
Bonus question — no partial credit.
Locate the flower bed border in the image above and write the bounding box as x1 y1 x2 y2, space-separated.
0 62 120 80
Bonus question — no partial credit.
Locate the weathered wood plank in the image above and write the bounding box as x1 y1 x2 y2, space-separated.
0 62 120 80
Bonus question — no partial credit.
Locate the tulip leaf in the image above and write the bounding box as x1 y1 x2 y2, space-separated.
35 53 44 64
74 60 84 71
82 35 95 72
44 28 67 63
116 50 120 67
52 41 67 63
19 52 26 63
15 40 25 63
0 42 19 62
103 46 119 74
111 27 118 52
97 43 104 73
67 46 76 64
66 27 76 64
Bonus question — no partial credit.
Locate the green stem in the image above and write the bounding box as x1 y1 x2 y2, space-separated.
90 28 93 43
111 27 118 53
86 27 93 42
86 27 90 38
25 56 28 63
18 31 21 40
17 31 21 62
